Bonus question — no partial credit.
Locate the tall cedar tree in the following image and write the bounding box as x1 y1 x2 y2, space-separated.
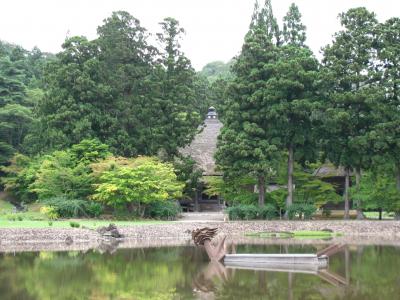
0 47 33 164
34 36 113 151
322 8 378 219
153 18 202 157
265 3 319 216
371 18 400 218
96 11 156 156
216 0 281 206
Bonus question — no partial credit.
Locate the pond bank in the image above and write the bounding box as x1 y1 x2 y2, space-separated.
1 220 399 253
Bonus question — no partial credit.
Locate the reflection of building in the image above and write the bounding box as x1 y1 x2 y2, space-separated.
180 107 223 211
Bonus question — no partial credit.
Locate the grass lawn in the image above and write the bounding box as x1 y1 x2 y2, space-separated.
0 198 166 229
363 211 394 220
0 198 14 212
0 219 166 229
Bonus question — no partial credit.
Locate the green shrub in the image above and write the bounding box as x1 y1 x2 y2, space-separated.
40 206 59 220
286 203 317 220
322 208 332 218
287 203 301 220
5 214 17 221
85 202 103 217
303 204 317 220
145 201 182 220
226 206 240 220
41 197 103 218
226 204 278 220
69 221 80 228
259 204 278 220
242 205 258 220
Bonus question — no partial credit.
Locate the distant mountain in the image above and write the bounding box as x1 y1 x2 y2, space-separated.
199 60 234 82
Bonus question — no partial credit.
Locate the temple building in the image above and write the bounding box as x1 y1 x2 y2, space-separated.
179 107 223 211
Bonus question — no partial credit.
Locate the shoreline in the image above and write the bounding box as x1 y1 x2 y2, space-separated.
1 220 399 253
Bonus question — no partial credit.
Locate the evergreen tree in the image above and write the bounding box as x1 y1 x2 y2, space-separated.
96 11 155 156
32 36 112 152
152 17 202 156
0 47 34 164
283 3 306 46
216 0 281 206
262 3 319 216
370 18 400 218
322 7 379 219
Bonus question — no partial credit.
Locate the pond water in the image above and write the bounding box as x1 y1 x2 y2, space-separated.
0 243 399 300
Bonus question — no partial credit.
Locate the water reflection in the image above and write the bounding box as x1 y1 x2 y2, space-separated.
193 247 348 299
0 244 399 299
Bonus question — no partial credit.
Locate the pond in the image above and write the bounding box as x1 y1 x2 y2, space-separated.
0 243 399 299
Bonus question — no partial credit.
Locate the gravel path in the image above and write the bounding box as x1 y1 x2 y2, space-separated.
0 220 399 253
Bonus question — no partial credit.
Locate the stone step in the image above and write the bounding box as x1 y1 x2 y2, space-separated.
179 212 225 222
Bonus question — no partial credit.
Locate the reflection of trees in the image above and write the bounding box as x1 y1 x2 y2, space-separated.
0 245 400 299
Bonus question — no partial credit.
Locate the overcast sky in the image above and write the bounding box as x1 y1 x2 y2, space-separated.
0 0 399 70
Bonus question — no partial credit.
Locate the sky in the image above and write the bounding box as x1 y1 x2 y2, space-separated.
0 0 399 70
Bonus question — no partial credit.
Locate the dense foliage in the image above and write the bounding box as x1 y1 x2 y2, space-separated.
92 156 183 215
1 2 400 220
1 140 184 219
215 1 400 219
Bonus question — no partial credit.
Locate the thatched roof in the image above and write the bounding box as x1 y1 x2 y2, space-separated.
314 164 350 178
180 109 222 176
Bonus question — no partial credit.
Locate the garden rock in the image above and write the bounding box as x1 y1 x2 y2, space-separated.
97 224 123 238
65 236 73 245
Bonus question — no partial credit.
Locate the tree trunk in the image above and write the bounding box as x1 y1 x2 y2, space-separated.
396 165 400 220
258 175 265 207
194 188 200 212
344 167 350 220
355 167 364 220
396 164 400 192
285 145 294 219
378 208 382 220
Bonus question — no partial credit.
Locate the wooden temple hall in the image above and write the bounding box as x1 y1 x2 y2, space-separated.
180 107 224 212
180 107 350 213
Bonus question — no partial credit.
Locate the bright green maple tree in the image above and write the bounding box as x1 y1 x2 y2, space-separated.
92 157 183 213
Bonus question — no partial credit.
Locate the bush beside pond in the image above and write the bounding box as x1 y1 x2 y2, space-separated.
226 203 317 220
226 204 278 220
41 197 103 218
145 201 182 220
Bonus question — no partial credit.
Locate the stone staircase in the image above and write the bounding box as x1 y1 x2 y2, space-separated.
179 212 226 222
198 199 223 212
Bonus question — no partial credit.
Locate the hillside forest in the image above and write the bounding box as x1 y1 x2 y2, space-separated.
1 0 400 220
